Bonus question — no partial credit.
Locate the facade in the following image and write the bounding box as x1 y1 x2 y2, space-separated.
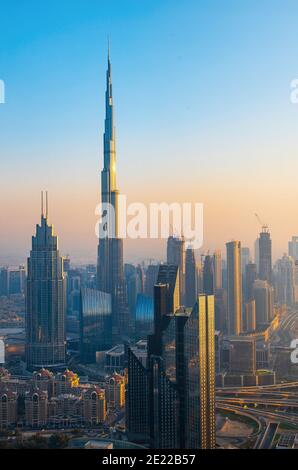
213 250 222 289
79 287 112 363
275 254 295 306
127 265 216 450
289 236 298 261
228 337 256 375
185 247 197 308
253 280 274 326
245 300 256 332
26 195 66 370
167 236 185 303
226 241 242 335
126 346 150 443
245 262 257 302
259 228 272 284
97 51 129 344
135 293 154 339
105 373 125 412
0 388 17 429
203 255 214 295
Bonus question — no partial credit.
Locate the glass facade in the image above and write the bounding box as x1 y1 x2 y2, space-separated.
80 287 112 363
135 294 154 339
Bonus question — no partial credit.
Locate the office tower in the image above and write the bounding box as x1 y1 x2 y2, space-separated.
241 247 250 275
184 295 216 449
144 264 159 298
97 50 129 343
275 254 295 306
253 280 274 326
294 260 298 303
185 247 196 307
228 337 256 375
213 250 222 289
245 300 256 332
245 262 257 302
226 241 242 335
254 238 260 273
79 288 112 363
167 235 185 303
126 345 150 444
135 293 154 340
156 264 180 313
288 236 298 261
147 287 215 449
258 227 272 283
214 288 227 333
203 254 214 295
9 266 26 295
26 193 66 371
124 264 138 317
0 267 9 296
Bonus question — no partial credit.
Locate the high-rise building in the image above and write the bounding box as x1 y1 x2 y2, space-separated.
259 228 272 284
26 193 66 371
97 51 129 343
156 264 180 314
144 264 159 298
79 287 112 363
253 280 274 326
228 336 256 375
288 236 298 261
185 247 196 307
203 255 214 295
213 250 222 289
245 300 256 332
275 254 295 306
245 262 257 302
127 256 216 450
241 247 250 275
0 267 9 296
226 241 242 335
167 236 185 303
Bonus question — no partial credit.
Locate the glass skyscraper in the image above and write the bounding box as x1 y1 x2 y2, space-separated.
79 287 112 363
26 194 66 371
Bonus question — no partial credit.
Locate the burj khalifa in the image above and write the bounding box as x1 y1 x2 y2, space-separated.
97 49 129 343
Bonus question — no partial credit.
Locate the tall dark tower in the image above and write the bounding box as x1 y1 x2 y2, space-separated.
259 227 272 284
203 254 214 295
26 192 66 371
97 49 129 343
185 247 196 307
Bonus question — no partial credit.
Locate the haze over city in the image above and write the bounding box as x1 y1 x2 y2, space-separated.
1 0 298 264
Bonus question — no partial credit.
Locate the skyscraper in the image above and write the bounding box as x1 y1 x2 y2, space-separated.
253 280 274 326
203 254 214 295
167 236 185 303
288 236 298 261
258 227 272 284
97 50 129 343
213 250 222 289
185 247 196 308
26 193 66 371
226 241 242 335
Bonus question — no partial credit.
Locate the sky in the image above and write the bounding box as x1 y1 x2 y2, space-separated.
1 0 298 265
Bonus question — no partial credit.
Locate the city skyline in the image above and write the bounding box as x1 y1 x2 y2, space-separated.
2 1 298 264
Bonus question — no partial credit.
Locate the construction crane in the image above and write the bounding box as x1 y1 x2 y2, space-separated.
255 213 269 233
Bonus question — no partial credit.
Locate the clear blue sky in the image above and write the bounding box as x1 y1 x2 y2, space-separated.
1 0 298 264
